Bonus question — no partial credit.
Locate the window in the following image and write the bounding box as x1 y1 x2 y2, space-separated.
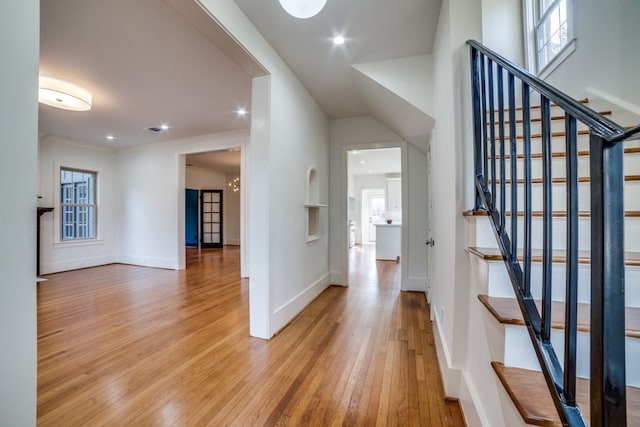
525 0 573 74
60 168 96 240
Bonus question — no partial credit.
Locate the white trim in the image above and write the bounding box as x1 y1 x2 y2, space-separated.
53 239 104 249
537 38 576 79
330 270 348 286
432 309 462 396
582 86 640 118
115 255 179 270
41 254 116 275
406 276 427 292
271 273 331 334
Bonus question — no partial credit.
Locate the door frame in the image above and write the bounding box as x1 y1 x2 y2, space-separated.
338 142 408 290
361 188 385 244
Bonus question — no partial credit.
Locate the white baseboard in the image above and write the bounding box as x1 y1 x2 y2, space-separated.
330 270 347 286
116 255 178 270
272 273 331 334
41 255 116 274
432 311 462 397
405 276 426 292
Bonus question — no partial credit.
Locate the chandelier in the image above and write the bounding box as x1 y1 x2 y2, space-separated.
228 177 240 193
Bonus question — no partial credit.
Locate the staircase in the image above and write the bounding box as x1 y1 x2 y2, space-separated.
466 40 640 426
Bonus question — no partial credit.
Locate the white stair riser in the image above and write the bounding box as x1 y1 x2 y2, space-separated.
485 261 640 308
471 216 640 252
489 119 591 135
503 325 640 387
490 181 640 211
489 152 640 179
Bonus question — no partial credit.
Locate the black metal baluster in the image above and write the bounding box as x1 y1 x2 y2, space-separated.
498 66 506 231
563 114 578 407
470 46 483 210
480 54 488 190
488 60 496 209
508 73 517 262
541 95 552 342
522 84 532 297
590 134 627 425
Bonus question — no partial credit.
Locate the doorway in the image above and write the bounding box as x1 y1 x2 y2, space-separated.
361 189 385 244
185 189 199 247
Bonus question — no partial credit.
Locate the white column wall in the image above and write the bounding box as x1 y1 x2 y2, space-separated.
0 1 39 425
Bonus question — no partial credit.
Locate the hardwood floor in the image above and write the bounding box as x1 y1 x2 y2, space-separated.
37 245 464 426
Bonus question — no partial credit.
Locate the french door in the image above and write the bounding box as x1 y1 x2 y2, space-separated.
201 190 223 248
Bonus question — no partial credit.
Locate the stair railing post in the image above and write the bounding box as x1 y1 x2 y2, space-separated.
470 46 484 210
589 134 627 426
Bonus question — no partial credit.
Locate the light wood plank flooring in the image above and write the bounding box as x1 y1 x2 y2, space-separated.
37 245 464 426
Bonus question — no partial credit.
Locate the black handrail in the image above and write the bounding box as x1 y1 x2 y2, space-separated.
466 40 632 140
468 39 639 426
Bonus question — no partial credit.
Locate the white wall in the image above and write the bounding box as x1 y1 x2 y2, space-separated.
185 166 241 245
0 1 39 425
117 130 249 270
406 144 428 293
38 136 118 273
481 0 524 65
543 0 640 107
199 0 331 339
430 0 484 421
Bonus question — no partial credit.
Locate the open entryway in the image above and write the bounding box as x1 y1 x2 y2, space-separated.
346 147 403 277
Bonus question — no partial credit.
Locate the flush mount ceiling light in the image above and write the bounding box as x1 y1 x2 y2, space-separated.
38 76 92 111
278 0 327 19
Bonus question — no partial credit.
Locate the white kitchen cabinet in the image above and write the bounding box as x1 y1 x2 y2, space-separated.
386 178 401 211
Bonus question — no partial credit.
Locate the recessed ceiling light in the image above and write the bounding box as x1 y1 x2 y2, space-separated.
352 150 358 154
160 124 170 131
333 36 345 45
237 108 247 116
368 170 373 173
360 160 365 164
106 135 115 140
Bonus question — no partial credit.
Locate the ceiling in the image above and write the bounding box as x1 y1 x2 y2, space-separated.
39 0 258 148
39 0 441 169
233 0 441 119
348 148 401 176
186 149 241 174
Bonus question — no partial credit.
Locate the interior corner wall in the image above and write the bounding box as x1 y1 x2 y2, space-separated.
542 0 640 107
0 1 39 425
193 0 332 339
481 0 524 66
38 136 118 274
430 0 482 403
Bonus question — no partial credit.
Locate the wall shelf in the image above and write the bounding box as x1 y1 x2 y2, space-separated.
305 166 325 242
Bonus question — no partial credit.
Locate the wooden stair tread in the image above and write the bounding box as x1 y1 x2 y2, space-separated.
486 111 612 126
491 362 640 426
478 295 640 338
488 97 589 114
494 145 640 160
466 246 640 267
463 209 640 219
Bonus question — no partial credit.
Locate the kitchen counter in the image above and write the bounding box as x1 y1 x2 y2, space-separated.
375 223 401 261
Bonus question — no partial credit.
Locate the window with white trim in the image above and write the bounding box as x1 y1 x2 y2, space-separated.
525 0 573 74
60 168 96 240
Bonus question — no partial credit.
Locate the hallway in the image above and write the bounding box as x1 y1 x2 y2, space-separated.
37 246 463 426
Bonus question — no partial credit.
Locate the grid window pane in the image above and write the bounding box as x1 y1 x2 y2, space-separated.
60 168 97 240
536 0 568 70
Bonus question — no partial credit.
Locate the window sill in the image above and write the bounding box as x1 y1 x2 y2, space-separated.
538 38 577 80
54 239 104 249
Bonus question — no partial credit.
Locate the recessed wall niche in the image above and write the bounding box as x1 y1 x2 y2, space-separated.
304 166 326 242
